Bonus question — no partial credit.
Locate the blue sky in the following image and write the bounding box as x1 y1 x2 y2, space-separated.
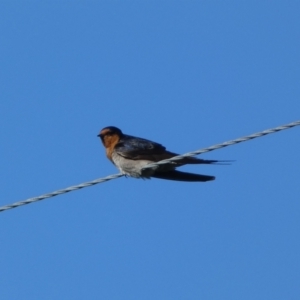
1 1 299 299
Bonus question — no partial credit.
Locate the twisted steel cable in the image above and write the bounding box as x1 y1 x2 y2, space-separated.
0 173 123 213
143 120 300 169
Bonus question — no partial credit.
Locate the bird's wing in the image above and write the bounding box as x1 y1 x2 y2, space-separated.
114 135 172 161
115 135 225 166
152 170 215 182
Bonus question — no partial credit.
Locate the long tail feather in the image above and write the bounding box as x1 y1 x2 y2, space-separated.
175 157 233 165
164 152 232 165
152 170 215 182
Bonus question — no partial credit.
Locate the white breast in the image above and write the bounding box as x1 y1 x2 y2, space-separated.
111 152 159 179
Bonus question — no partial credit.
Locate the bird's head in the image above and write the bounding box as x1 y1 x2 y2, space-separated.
97 126 123 148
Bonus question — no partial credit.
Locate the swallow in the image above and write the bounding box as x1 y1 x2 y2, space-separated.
98 126 222 182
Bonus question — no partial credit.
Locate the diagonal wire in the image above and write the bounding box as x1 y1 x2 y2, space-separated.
0 173 123 213
0 120 299 213
143 120 300 169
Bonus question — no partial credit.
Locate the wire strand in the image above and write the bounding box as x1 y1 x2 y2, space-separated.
1 120 299 213
0 173 123 213
143 120 300 169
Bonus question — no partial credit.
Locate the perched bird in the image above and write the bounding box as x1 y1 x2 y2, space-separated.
98 126 222 182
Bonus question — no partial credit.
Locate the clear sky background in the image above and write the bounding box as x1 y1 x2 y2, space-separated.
0 2 299 299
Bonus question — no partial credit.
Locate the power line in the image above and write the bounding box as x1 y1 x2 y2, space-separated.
0 173 123 213
143 120 300 169
1 120 299 213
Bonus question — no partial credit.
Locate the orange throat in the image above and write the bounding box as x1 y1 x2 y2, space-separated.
102 134 120 161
